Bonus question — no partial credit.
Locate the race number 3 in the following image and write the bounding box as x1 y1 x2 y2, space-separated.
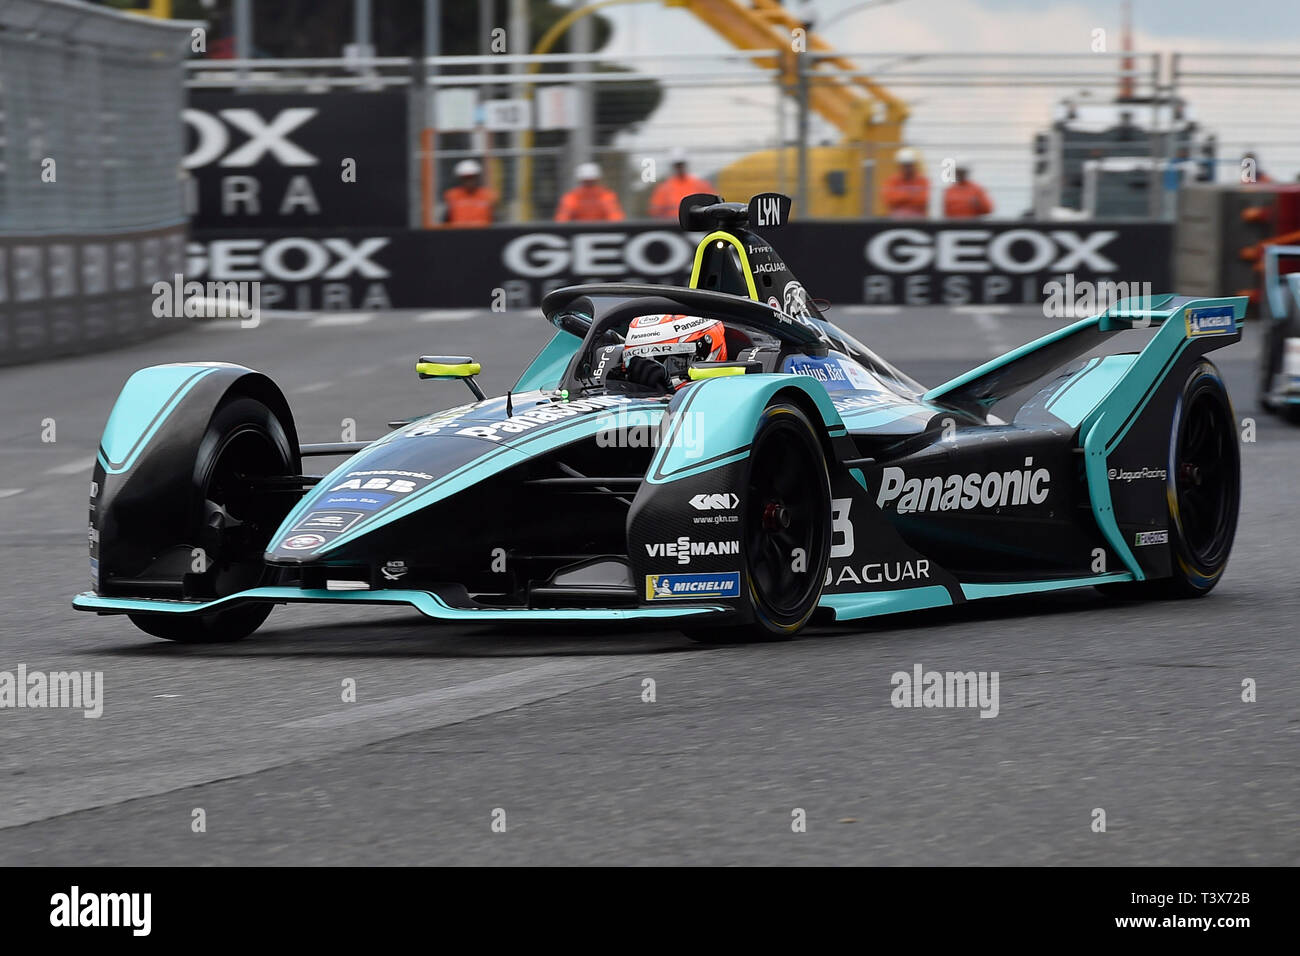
830 497 854 558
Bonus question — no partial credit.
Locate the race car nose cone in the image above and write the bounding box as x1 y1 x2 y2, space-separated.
762 501 791 531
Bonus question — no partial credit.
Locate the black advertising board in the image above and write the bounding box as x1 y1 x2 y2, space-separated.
186 220 1174 312
184 91 408 230
0 226 187 366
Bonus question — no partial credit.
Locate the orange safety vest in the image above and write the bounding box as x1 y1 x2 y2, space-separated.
444 185 496 226
943 181 993 219
882 173 930 218
649 174 715 219
555 185 625 222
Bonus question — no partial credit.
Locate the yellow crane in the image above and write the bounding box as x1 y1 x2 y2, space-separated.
669 0 909 216
528 0 910 217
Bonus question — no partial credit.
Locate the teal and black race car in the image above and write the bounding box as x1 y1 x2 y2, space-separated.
74 193 1243 643
1259 244 1300 423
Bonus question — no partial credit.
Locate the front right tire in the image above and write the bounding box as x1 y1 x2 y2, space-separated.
128 396 296 643
684 402 831 643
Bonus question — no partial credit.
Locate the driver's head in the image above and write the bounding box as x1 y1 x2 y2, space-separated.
624 314 727 380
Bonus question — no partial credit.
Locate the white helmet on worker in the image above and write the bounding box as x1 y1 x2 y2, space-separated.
576 161 602 182
895 147 918 164
455 159 482 177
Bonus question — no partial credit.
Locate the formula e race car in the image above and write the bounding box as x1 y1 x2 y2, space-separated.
1259 244 1300 423
74 193 1243 643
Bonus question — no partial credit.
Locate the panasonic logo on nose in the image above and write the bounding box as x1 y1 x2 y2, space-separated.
876 460 1051 514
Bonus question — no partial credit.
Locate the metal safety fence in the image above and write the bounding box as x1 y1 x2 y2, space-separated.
1 0 195 365
179 46 1300 226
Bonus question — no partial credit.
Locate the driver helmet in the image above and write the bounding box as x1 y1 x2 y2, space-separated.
624 314 728 374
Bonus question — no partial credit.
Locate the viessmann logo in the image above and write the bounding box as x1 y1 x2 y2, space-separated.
645 537 740 565
877 460 1052 514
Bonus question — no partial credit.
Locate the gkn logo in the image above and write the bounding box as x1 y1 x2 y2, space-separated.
645 537 740 565
689 493 738 511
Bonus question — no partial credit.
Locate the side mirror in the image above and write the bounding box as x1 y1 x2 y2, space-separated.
416 355 485 401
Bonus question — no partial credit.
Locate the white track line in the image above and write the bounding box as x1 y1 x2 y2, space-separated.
45 456 96 476
951 305 1012 314
284 659 645 732
291 381 334 394
839 305 902 316
416 309 483 322
0 489 25 499
967 311 1012 356
309 313 377 327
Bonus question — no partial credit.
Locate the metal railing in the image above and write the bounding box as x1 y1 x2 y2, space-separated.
179 48 1299 222
0 0 196 233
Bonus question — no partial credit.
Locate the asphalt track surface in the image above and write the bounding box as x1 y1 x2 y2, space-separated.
0 303 1295 865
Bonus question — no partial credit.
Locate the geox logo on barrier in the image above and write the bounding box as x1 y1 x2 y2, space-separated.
865 229 1118 274
877 460 1051 514
183 107 318 169
1185 306 1235 337
645 537 740 565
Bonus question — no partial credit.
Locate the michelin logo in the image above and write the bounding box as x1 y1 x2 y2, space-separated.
877 460 1051 514
646 572 741 600
1185 305 1235 337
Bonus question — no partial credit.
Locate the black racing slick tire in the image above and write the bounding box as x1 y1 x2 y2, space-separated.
128 397 296 643
1101 362 1240 600
684 402 831 643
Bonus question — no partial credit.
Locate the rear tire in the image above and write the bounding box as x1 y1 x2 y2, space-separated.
1099 362 1239 600
684 402 831 643
128 396 296 643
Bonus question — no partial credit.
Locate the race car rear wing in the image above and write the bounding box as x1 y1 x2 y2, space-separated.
923 294 1245 410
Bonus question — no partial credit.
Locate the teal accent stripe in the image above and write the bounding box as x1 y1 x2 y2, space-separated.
924 315 1098 402
820 585 953 621
98 366 219 475
838 403 933 430
72 588 722 621
1046 354 1136 428
650 449 750 484
647 374 844 484
960 572 1132 600
1043 356 1099 412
